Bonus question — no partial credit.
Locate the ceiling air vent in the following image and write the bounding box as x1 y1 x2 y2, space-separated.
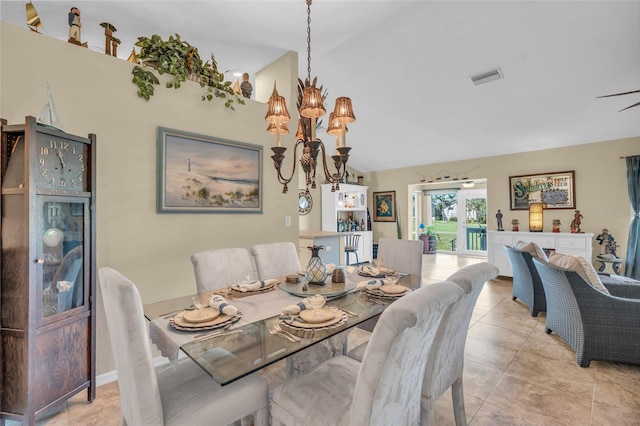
470 68 503 87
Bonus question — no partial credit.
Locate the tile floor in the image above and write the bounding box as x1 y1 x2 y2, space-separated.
14 253 640 425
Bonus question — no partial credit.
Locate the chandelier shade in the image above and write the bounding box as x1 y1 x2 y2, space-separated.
264 84 291 125
299 87 326 119
332 97 356 124
327 112 348 136
266 122 289 135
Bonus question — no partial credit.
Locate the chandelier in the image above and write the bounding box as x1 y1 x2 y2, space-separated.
265 0 355 194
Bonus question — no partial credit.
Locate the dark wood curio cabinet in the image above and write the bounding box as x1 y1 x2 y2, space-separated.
0 117 96 425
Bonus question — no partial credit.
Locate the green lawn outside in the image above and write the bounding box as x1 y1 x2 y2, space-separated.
430 220 486 251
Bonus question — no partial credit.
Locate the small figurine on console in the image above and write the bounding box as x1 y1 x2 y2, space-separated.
552 219 561 233
596 228 620 260
570 209 583 233
511 219 519 232
496 210 504 231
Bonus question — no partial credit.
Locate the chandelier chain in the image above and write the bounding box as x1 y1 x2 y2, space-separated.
306 0 312 82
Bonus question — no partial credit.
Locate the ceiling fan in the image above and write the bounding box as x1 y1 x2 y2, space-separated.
597 89 640 112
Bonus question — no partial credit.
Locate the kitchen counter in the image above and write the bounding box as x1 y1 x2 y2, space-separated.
299 230 353 266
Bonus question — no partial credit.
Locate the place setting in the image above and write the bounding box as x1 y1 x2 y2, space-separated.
358 273 412 301
357 258 395 278
278 294 348 338
229 271 279 295
170 294 242 332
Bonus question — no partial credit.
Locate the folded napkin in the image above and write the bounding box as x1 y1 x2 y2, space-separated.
357 279 386 290
344 265 357 274
236 278 278 292
209 295 238 316
281 298 312 315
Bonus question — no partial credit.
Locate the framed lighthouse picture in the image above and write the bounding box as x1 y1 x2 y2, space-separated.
157 127 263 213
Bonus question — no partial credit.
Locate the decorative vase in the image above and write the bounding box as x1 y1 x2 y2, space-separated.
305 245 327 285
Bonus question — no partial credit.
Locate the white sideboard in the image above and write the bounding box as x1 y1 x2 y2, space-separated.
487 230 594 277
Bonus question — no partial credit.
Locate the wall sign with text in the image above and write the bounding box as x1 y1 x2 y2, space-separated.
509 171 575 210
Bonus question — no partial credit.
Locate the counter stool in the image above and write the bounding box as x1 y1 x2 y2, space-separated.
345 234 361 265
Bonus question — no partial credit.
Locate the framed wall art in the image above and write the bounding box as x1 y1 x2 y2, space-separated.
373 190 396 222
157 127 262 213
509 170 575 210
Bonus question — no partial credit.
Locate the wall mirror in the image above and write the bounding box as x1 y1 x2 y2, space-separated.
299 190 312 215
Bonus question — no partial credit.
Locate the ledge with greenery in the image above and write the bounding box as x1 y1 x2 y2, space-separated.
131 33 245 110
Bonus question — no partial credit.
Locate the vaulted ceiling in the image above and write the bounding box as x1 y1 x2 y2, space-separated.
2 1 639 172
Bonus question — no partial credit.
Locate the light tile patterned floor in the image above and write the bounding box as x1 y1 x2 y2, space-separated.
17 253 640 425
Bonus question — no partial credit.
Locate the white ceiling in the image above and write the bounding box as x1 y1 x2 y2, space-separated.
2 1 639 173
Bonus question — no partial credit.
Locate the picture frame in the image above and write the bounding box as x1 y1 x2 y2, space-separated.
157 127 262 213
373 190 396 222
509 170 575 210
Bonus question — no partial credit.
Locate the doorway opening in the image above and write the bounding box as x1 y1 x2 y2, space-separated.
411 179 487 256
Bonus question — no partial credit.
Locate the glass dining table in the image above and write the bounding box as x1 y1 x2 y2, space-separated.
143 273 421 386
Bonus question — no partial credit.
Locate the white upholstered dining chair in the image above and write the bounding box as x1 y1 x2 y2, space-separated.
191 248 254 293
98 267 269 426
250 242 301 280
358 237 425 332
270 281 465 426
376 237 424 276
251 241 341 377
348 262 499 425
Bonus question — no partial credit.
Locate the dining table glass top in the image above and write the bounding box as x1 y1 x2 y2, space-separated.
143 273 421 386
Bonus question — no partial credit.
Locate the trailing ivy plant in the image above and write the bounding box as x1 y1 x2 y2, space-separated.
131 33 245 110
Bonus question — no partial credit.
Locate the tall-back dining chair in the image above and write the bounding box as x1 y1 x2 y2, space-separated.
347 263 499 425
191 248 254 293
377 237 423 276
250 242 301 280
344 233 361 265
271 281 465 426
251 241 345 376
98 267 269 426
421 262 499 425
357 237 424 332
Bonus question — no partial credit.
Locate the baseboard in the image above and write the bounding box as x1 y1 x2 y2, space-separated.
95 355 178 387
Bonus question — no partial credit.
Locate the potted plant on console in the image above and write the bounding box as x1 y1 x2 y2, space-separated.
419 223 439 254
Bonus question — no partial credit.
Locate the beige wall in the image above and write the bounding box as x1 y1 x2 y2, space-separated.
366 138 639 267
1 23 300 375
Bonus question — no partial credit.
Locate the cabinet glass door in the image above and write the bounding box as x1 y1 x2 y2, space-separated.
40 200 86 318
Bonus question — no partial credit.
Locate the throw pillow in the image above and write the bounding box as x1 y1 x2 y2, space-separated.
515 241 549 261
548 252 610 295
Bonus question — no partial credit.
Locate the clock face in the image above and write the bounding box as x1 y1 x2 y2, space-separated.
38 136 87 191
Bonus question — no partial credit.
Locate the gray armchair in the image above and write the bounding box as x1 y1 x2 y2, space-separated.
533 258 640 367
504 245 546 316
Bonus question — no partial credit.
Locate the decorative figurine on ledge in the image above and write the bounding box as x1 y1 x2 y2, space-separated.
570 209 583 233
240 73 253 99
100 22 118 56
496 209 504 231
552 219 561 233
511 218 519 232
67 7 87 47
596 228 620 260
